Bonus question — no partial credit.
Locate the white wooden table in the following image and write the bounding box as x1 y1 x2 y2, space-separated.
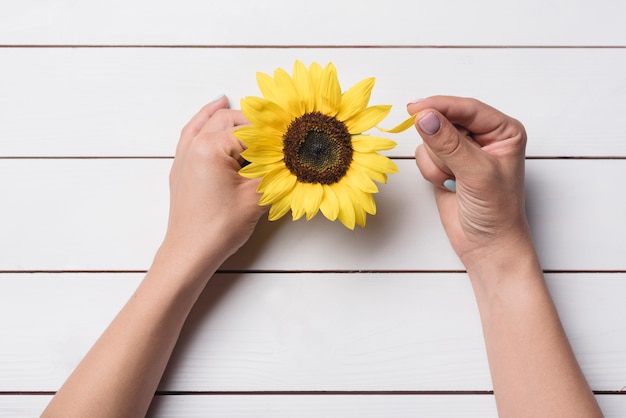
1 1 625 416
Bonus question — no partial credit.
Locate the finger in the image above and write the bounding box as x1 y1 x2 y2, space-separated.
198 108 249 134
413 109 487 179
180 95 230 140
196 130 249 169
170 96 230 186
415 143 454 191
407 96 524 147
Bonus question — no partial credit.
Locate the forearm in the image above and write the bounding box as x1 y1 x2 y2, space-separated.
41 243 222 418
465 242 602 417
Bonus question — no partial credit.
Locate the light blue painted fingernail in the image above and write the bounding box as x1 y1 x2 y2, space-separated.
212 93 226 101
443 179 457 192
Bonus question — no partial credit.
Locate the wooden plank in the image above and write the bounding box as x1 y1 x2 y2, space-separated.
0 0 624 46
3 394 623 418
1 394 624 418
0 159 625 271
0 273 624 393
1 48 625 157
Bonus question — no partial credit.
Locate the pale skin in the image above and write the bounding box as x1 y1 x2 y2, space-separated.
41 96 266 418
410 96 603 417
41 95 602 417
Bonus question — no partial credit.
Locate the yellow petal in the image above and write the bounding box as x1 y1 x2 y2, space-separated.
352 198 367 227
241 96 292 134
317 62 341 116
268 193 292 220
333 183 356 230
239 160 283 178
351 186 377 215
336 77 375 121
241 148 284 164
234 126 278 147
256 71 280 104
292 60 315 113
243 136 285 152
302 182 323 220
351 159 388 184
308 62 323 93
290 184 307 221
344 105 392 134
352 152 399 178
258 166 296 198
344 166 379 193
378 114 416 133
343 181 376 227
274 67 305 117
319 184 339 221
351 135 397 153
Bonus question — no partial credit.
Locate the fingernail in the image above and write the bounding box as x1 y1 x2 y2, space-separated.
443 179 457 192
212 93 226 101
418 112 441 135
408 98 424 104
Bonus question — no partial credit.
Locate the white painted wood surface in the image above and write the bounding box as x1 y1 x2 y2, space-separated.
2 394 626 418
1 1 625 416
0 0 625 46
1 273 625 392
1 48 625 158
1 159 625 271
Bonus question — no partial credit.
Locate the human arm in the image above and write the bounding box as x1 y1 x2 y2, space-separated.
409 96 603 417
41 95 266 418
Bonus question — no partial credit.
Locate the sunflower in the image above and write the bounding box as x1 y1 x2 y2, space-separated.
236 61 400 230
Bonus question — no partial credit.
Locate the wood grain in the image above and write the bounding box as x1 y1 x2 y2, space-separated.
0 0 624 46
1 273 624 393
1 48 625 157
2 1 623 415
0 159 624 271
1 394 625 417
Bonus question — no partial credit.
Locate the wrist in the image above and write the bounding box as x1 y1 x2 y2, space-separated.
462 235 544 297
149 233 227 294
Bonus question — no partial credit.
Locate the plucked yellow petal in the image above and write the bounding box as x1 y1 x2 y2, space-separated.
319 184 339 221
351 135 397 153
336 77 375 121
344 105 392 134
378 114 416 133
317 62 342 116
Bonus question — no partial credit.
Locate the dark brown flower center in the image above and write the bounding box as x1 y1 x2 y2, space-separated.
283 112 352 184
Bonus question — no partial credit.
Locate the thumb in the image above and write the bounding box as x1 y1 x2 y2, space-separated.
414 110 485 178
